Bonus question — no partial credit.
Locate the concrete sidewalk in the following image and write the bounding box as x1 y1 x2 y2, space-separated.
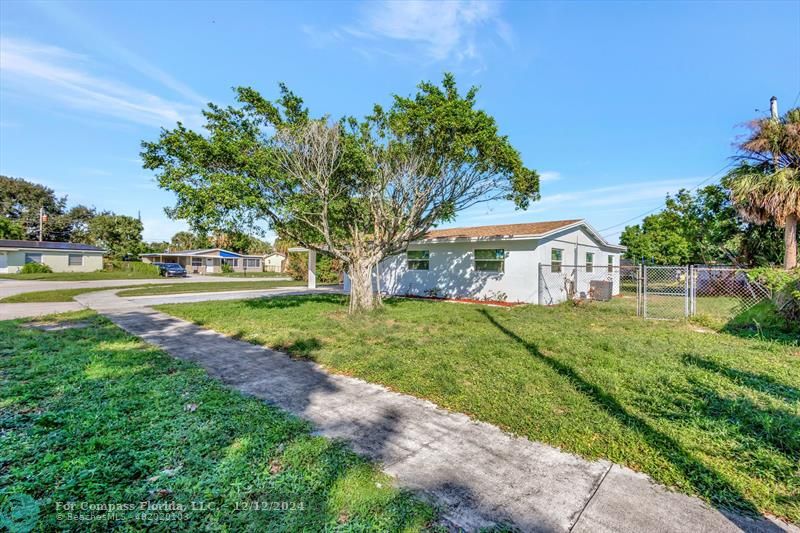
77 289 794 533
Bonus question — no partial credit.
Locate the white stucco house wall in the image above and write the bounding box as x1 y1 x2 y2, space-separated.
0 240 105 273
342 219 626 304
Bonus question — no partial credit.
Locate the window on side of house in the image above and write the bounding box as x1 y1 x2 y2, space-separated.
191 257 202 267
586 252 594 273
68 254 83 266
24 253 42 264
608 255 614 273
475 249 505 272
407 250 429 270
551 248 563 273
245 258 260 268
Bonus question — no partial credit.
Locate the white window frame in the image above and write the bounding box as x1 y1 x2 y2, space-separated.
406 250 430 271
551 248 563 273
586 252 594 273
68 254 83 266
191 257 203 267
245 258 260 268
607 255 614 273
24 253 42 264
474 249 505 273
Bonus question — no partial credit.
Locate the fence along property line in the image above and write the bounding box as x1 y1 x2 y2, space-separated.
537 264 771 322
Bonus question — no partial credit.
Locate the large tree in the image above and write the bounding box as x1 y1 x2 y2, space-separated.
143 75 539 311
724 104 800 269
88 214 144 259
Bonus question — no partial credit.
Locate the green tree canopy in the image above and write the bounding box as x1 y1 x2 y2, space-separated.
88 214 144 259
620 185 787 266
0 217 24 239
142 75 539 311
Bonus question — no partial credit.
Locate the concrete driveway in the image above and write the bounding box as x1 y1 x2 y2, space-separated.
0 276 296 320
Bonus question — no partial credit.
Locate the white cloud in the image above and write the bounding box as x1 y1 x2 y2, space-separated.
32 1 207 105
460 177 700 223
0 37 202 128
310 1 511 64
539 171 561 183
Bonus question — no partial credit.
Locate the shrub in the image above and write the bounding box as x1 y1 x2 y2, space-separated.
221 262 233 273
748 267 800 324
103 260 161 276
20 262 53 274
286 252 342 284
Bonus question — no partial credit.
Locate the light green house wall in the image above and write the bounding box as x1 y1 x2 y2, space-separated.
1 250 104 273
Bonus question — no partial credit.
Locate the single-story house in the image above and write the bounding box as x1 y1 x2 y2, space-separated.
263 252 286 272
339 219 626 304
141 248 263 274
0 239 105 273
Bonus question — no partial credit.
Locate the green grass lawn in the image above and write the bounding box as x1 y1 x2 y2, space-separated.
0 280 310 303
117 280 308 297
0 286 137 303
0 271 160 281
156 295 800 522
0 311 434 531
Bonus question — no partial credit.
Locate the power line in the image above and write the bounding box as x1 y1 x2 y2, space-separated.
598 161 733 237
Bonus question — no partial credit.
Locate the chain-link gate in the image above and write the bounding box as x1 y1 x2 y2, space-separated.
642 266 688 319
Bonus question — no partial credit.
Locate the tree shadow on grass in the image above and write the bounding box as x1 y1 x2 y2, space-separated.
477 308 763 517
682 354 800 403
242 293 346 311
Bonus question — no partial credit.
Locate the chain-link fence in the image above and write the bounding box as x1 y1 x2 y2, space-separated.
538 263 771 323
691 266 771 323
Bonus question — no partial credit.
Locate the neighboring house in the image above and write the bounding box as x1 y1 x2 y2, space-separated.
0 239 105 273
141 248 262 274
341 219 626 304
263 252 286 273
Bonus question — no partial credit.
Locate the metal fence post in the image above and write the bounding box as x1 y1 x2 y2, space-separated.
684 266 690 318
643 265 648 318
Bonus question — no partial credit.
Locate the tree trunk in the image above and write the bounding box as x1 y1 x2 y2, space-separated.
785 213 798 270
348 258 381 313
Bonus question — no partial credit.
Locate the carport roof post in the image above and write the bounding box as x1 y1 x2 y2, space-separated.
288 247 316 289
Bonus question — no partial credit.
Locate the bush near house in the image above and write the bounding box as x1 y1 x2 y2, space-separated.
103 260 161 277
19 262 53 274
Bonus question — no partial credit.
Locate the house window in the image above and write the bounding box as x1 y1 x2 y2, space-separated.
586 252 594 273
407 250 429 270
551 249 563 273
475 249 504 272
68 254 83 266
222 258 239 267
608 255 614 273
245 258 260 268
191 257 202 267
24 253 42 264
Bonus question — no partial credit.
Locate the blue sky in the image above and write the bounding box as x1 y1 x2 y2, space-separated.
1 1 798 244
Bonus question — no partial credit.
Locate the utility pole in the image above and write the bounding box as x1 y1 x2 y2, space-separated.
38 206 44 242
770 96 778 120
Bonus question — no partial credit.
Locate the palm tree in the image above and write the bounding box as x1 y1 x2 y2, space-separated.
725 103 800 269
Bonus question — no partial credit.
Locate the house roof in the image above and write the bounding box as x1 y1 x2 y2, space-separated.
140 247 261 259
0 239 105 252
422 219 582 240
419 219 626 251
